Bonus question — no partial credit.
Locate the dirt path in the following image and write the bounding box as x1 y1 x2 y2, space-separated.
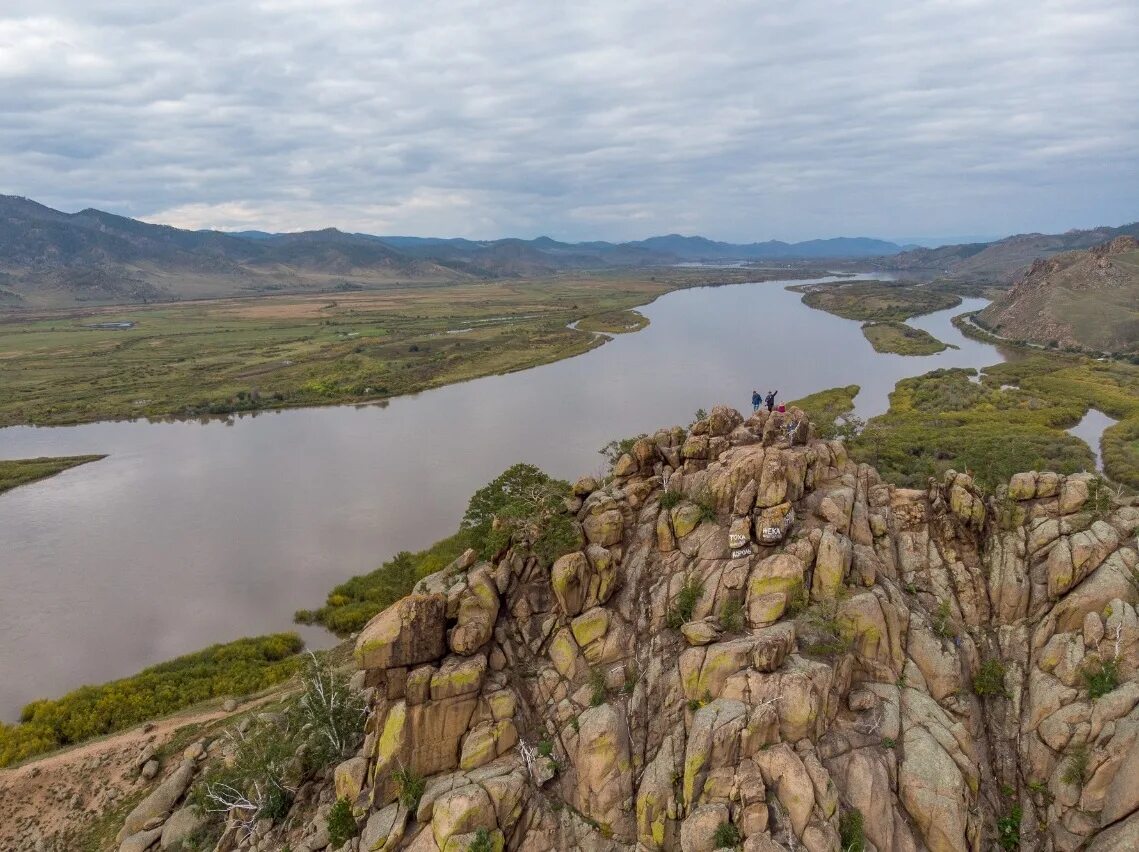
0 698 263 851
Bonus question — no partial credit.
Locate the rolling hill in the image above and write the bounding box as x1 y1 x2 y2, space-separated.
976 235 1139 354
0 195 904 307
882 220 1139 284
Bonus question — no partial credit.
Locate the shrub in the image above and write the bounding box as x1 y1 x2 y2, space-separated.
666 576 705 628
881 736 896 749
719 597 745 633
469 828 495 852
326 798 358 848
798 599 853 658
588 667 608 707
1083 658 1120 699
839 808 866 852
600 434 647 466
996 804 1022 850
294 530 471 635
461 463 578 566
932 599 957 639
659 490 683 510
972 658 1008 697
622 662 639 695
1062 744 1089 787
712 821 741 848
2 633 303 768
393 765 426 811
692 491 718 524
292 653 368 772
537 739 554 757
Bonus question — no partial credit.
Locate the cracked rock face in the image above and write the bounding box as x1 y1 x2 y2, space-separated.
346 405 1139 852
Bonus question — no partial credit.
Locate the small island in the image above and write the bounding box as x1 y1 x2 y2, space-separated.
573 308 650 334
861 321 954 355
0 455 106 495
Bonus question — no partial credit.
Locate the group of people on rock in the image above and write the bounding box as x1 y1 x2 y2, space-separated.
751 389 783 414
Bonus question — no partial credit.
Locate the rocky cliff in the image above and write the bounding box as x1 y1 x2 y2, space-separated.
112 405 1139 852
977 236 1139 354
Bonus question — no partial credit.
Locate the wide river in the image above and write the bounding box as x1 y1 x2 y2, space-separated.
1 278 1005 719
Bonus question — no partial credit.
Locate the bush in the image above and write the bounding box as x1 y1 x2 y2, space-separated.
326 798 358 848
712 821 741 848
1083 658 1120 699
2 633 304 768
666 576 705 628
394 765 426 811
972 658 1008 697
294 530 471 636
292 653 368 771
588 667 608 707
1061 744 1089 787
600 434 647 466
932 599 957 639
839 808 866 852
469 828 495 852
797 599 853 658
537 739 554 757
461 463 579 566
996 804 1022 850
659 490 683 510
719 597 745 633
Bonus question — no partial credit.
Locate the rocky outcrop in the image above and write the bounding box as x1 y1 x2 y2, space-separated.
142 403 1139 852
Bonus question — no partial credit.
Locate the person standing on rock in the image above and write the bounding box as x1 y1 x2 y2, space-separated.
752 389 761 412
766 390 777 412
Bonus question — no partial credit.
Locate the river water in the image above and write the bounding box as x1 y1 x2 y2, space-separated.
1 278 1002 719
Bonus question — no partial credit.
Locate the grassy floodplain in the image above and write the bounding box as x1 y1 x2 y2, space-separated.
0 455 105 495
792 278 961 322
861 321 952 355
0 267 819 428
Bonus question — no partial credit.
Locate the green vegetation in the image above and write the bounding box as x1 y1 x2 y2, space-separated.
326 798 358 848
861 321 951 356
469 827 495 852
972 658 1008 697
0 633 303 767
1082 658 1120 699
881 736 897 749
790 385 864 441
0 275 677 427
461 462 578 566
600 433 647 466
850 366 1096 490
296 530 471 636
932 600 958 639
299 461 579 636
537 739 554 757
798 598 854 658
192 654 366 831
588 667 609 707
839 808 867 852
0 454 105 495
666 576 705 628
394 765 427 811
1062 744 1090 787
575 309 649 334
796 279 960 322
659 490 683 510
996 804 1022 850
712 821 742 848
719 597 745 632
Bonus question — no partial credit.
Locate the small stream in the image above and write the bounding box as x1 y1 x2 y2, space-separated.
1068 409 1119 472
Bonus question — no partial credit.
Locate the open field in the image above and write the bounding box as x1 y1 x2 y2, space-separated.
861 321 952 355
0 455 105 495
792 279 961 322
0 267 824 428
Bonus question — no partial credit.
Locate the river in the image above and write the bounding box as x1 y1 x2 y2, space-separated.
0 277 1002 718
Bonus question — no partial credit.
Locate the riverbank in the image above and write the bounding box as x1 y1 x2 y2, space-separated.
0 455 105 495
0 267 824 429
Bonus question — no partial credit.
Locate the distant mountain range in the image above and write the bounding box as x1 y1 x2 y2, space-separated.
882 221 1139 283
977 235 1139 354
0 194 902 307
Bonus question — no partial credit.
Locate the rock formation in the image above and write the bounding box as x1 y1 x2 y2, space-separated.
120 404 1139 851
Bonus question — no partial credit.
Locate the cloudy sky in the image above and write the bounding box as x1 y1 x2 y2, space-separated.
2 0 1137 242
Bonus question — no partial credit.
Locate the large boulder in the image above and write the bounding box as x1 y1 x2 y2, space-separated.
356 593 448 671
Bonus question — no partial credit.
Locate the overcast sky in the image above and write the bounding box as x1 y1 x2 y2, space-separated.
2 0 1137 242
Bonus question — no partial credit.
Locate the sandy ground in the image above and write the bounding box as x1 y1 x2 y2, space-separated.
0 701 247 852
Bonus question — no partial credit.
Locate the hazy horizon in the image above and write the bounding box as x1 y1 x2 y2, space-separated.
3 0 1137 242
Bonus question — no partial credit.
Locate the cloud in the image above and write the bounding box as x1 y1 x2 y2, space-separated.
1 0 1136 241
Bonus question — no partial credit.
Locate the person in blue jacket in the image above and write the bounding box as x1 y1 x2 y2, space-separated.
751 389 761 412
